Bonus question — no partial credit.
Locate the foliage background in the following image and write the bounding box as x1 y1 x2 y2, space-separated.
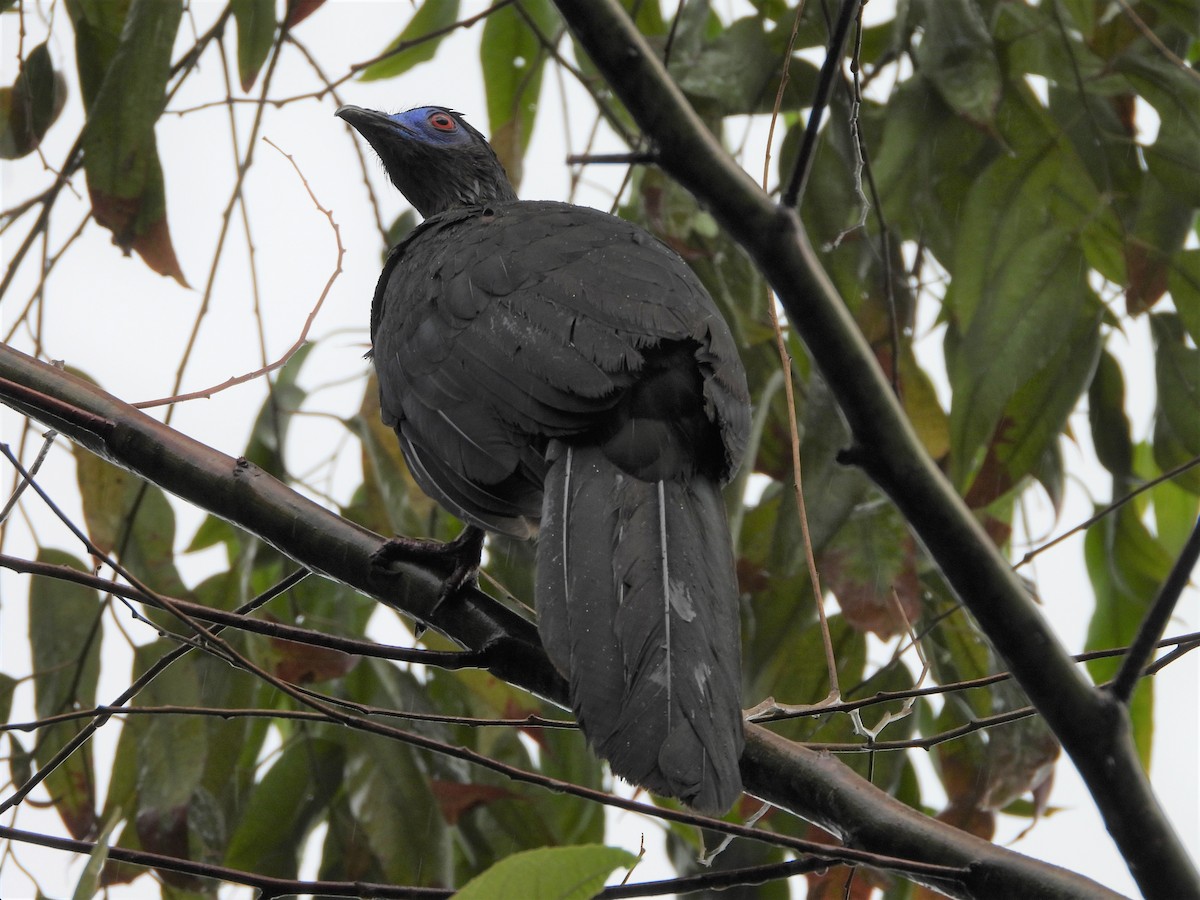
0 0 1197 897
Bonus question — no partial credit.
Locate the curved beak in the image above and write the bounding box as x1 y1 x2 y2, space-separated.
336 105 417 139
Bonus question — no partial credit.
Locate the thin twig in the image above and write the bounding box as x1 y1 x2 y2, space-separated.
1114 0 1200 82
162 21 291 423
1109 516 1200 703
751 629 1200 723
134 137 343 409
811 640 1200 754
1016 454 1200 568
264 0 519 107
760 0 839 702
847 5 901 396
0 551 480 669
783 0 862 208
0 431 55 525
287 32 390 246
0 819 962 899
0 703 575 736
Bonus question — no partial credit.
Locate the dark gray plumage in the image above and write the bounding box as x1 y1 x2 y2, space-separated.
338 104 749 813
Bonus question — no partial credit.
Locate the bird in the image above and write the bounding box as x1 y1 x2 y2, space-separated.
337 104 750 814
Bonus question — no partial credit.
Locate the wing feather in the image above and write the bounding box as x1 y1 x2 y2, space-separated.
370 201 749 527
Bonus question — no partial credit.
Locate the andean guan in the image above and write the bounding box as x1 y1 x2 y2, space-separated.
338 104 750 814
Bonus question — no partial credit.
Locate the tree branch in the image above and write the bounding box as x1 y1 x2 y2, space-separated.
0 332 1121 900
549 0 1197 896
1109 515 1200 703
0 349 563 706
783 0 860 208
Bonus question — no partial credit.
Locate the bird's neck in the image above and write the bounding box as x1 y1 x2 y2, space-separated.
388 145 519 218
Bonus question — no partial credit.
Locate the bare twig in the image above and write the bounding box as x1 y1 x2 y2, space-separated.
1109 516 1200 703
1016 454 1200 567
782 0 862 208
755 0 839 703
0 432 55 525
134 137 342 409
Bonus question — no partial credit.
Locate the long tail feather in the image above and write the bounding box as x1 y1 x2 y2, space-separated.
537 444 744 813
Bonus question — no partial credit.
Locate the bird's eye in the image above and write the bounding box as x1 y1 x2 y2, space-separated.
428 112 456 132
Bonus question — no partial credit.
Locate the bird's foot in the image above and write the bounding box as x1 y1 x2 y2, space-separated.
371 525 486 612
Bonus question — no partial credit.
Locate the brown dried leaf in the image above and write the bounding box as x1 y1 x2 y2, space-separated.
430 779 516 825
1125 239 1169 315
269 629 357 684
89 186 187 285
285 0 326 29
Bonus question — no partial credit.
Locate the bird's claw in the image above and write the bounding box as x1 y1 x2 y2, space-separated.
370 525 486 613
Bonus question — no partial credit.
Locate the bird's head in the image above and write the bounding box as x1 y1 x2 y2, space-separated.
336 105 517 218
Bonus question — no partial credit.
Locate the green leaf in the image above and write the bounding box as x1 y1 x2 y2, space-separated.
1155 325 1200 457
994 302 1103 489
1139 445 1200 558
348 373 445 539
335 660 453 885
625 0 668 32
1058 0 1098 35
1125 173 1197 315
74 448 187 600
1144 120 1200 208
870 78 987 262
359 0 462 81
0 42 68 159
453 845 637 900
480 0 557 189
1084 506 1173 766
0 672 15 724
179 601 272 791
915 0 1002 124
932 701 988 808
1117 50 1200 149
948 229 1090 488
997 3 1106 87
751 613 867 745
1169 249 1200 346
29 550 102 715
224 736 346 876
68 0 185 282
821 502 922 640
231 0 275 92
29 548 102 839
922 574 997 719
66 0 127 108
109 644 210 881
425 666 602 857
1089 348 1136 480
941 115 1112 490
899 344 950 460
185 513 242 560
71 812 121 900
245 341 315 478
102 638 268 873
980 683 1059 811
136 698 208 816
669 16 810 117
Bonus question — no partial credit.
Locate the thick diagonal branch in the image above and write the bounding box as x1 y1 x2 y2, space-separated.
549 1 1197 897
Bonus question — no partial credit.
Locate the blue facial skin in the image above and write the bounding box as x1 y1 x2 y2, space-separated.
388 107 474 146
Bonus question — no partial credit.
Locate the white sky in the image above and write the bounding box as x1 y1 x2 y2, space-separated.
1 2 1196 898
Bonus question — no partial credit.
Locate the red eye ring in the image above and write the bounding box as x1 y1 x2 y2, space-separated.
428 111 456 132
